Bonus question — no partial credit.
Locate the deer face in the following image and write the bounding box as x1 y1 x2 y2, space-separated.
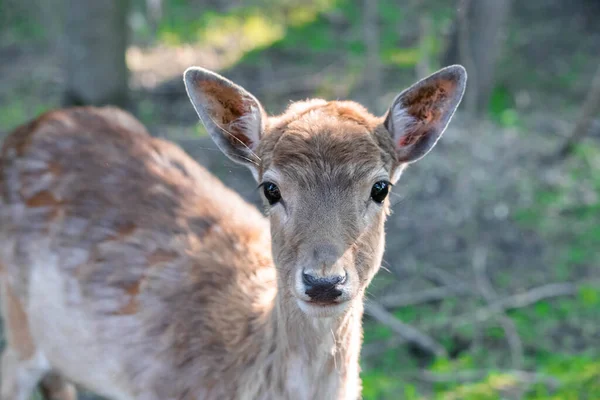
184 66 466 318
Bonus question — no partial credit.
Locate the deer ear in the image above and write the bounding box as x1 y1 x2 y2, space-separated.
384 65 467 164
183 67 265 173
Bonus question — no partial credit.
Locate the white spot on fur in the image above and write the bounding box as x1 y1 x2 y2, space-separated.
27 254 136 400
286 355 311 400
19 172 55 199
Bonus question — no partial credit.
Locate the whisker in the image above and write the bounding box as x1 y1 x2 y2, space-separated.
389 191 406 208
181 145 223 152
203 113 262 163
330 328 339 372
379 264 392 274
236 154 260 166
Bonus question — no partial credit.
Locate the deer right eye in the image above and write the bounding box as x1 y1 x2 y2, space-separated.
370 181 390 203
262 182 281 205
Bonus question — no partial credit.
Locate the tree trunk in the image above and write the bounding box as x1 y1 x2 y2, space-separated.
63 0 131 109
444 0 512 117
554 64 600 160
363 0 381 113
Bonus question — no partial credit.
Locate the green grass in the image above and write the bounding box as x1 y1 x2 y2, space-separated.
431 355 600 400
514 143 600 269
359 142 600 399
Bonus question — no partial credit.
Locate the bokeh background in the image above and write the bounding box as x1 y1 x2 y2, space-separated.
1 0 599 399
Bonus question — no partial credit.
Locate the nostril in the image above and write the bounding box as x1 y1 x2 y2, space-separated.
302 270 347 302
302 271 346 287
336 271 347 285
302 271 319 287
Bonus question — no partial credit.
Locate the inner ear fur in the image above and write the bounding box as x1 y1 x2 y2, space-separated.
384 65 467 163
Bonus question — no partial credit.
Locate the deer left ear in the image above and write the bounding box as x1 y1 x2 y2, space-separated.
384 65 467 164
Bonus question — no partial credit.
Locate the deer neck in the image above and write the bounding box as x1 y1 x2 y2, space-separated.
265 288 365 399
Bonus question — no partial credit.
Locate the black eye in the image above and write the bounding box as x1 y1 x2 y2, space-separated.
262 182 281 205
370 181 390 203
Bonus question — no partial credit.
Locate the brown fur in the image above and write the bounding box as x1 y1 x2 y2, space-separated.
252 102 396 318
195 80 256 147
0 65 465 400
0 105 370 399
395 77 461 149
1 279 36 360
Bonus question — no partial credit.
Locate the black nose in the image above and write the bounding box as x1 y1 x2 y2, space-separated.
302 271 346 303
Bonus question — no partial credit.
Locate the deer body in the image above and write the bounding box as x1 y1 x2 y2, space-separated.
0 66 466 400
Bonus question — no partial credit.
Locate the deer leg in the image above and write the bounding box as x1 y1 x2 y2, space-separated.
0 346 50 400
0 277 50 400
39 371 77 400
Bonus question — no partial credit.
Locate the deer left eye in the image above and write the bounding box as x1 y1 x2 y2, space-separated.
370 181 390 203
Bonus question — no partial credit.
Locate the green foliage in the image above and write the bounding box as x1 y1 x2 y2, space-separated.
488 85 522 128
0 100 51 131
578 285 600 308
154 0 453 74
360 280 599 399
514 142 600 270
155 0 336 52
362 370 403 400
156 4 287 64
0 5 46 43
364 323 393 342
531 353 600 399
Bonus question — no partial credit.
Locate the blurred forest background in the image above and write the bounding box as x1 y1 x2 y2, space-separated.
1 0 600 399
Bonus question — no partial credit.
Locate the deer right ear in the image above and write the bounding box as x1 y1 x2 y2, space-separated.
183 67 265 175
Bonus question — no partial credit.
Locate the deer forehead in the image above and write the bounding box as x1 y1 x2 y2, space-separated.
259 102 391 186
268 100 380 133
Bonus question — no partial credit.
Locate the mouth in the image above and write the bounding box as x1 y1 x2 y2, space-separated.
296 298 351 318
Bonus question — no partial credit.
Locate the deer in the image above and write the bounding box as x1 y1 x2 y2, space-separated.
0 64 466 400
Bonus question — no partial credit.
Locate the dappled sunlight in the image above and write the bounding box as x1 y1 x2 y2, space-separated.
127 1 337 90
382 47 421 67
127 44 222 89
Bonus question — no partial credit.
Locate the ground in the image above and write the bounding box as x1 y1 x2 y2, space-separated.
0 0 599 399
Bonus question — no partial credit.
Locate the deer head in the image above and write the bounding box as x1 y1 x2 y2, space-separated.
183 65 466 318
